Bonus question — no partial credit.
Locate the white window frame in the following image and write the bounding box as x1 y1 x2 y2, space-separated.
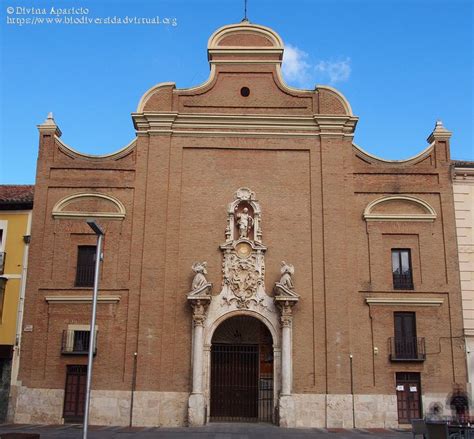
65 324 98 352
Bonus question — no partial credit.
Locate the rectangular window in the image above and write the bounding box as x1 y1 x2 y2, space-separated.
73 330 91 353
394 312 417 359
392 249 414 290
61 326 97 355
75 245 96 287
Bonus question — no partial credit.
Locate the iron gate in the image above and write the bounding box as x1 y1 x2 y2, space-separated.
210 344 273 422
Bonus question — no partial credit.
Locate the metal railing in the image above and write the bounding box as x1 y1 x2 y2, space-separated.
393 273 414 290
389 337 425 361
75 265 95 287
61 330 96 355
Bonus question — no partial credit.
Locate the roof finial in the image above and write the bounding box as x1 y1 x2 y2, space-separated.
241 0 249 22
44 112 56 125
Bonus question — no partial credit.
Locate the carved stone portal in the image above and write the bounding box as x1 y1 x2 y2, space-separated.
187 188 300 427
220 188 267 309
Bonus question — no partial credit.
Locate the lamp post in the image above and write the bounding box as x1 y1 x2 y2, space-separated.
83 219 104 439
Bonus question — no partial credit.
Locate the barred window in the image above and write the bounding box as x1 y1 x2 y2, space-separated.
75 245 96 287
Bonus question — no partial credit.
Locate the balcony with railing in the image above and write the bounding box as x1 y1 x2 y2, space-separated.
389 337 425 362
392 272 414 290
61 330 96 355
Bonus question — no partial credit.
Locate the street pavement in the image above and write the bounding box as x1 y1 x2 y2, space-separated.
0 423 412 438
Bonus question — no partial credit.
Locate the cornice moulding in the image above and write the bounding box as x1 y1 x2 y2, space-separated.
365 297 444 306
131 112 358 137
364 214 437 222
45 295 121 304
454 167 474 179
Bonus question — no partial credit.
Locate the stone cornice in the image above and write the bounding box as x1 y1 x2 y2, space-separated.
45 295 121 304
365 297 444 307
132 112 358 137
454 166 474 180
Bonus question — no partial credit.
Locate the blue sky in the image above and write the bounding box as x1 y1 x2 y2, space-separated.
1 0 473 184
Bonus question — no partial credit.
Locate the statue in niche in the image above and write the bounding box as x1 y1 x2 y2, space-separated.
190 262 210 292
236 207 254 239
279 261 295 290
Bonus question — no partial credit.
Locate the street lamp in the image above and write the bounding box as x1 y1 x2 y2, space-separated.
83 219 104 439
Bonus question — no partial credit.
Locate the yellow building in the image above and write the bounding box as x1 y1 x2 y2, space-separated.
0 185 33 422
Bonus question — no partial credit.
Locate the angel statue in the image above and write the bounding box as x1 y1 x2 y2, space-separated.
279 261 295 290
191 262 209 292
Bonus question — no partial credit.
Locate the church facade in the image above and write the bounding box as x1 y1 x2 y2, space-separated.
12 22 466 428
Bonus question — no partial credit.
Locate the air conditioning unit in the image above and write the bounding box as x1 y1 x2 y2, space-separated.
0 252 5 275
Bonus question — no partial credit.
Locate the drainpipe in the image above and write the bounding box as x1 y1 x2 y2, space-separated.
11 211 32 385
129 352 138 427
350 354 355 428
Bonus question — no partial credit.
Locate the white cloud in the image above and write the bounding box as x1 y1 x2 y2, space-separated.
315 58 351 84
281 43 351 88
281 44 312 87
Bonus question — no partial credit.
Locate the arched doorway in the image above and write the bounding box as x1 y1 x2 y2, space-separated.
210 315 274 422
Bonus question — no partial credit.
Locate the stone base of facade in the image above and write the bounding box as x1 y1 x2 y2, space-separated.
12 385 65 424
188 393 206 426
11 386 188 427
12 386 440 428
284 394 399 429
132 391 188 427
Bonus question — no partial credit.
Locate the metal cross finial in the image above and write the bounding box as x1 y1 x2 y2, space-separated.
242 0 249 22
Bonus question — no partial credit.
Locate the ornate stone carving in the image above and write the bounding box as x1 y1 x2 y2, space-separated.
190 300 208 326
274 261 300 301
222 252 265 308
187 262 212 325
190 262 211 294
234 187 255 201
236 207 254 239
223 187 262 244
274 261 299 327
279 261 295 290
279 302 295 328
220 188 267 309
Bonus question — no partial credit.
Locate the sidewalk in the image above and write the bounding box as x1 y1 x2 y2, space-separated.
0 423 411 438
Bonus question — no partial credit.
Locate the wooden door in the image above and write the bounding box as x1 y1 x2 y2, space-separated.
63 365 87 423
396 372 422 423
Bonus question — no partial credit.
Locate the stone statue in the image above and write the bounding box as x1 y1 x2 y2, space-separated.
236 207 254 239
191 262 209 291
279 261 295 290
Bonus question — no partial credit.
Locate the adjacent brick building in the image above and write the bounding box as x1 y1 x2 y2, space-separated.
11 21 467 428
